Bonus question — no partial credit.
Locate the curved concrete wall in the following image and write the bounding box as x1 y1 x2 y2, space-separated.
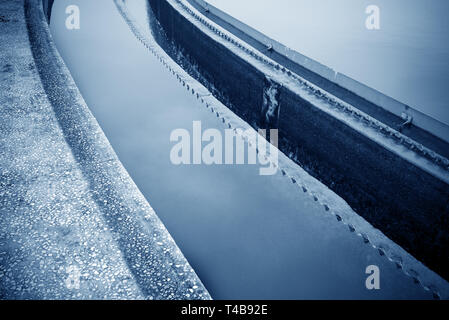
148 0 449 280
0 0 209 299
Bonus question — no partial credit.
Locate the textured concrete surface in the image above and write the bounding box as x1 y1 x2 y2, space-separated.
0 0 209 299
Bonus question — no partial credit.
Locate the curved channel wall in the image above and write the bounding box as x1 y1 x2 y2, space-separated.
7 0 210 299
147 0 449 280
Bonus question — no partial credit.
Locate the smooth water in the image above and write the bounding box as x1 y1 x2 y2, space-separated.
49 0 433 299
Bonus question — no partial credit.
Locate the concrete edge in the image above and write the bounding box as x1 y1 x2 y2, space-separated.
24 0 210 299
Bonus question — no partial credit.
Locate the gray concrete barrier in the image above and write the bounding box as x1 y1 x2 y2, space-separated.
0 0 209 299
